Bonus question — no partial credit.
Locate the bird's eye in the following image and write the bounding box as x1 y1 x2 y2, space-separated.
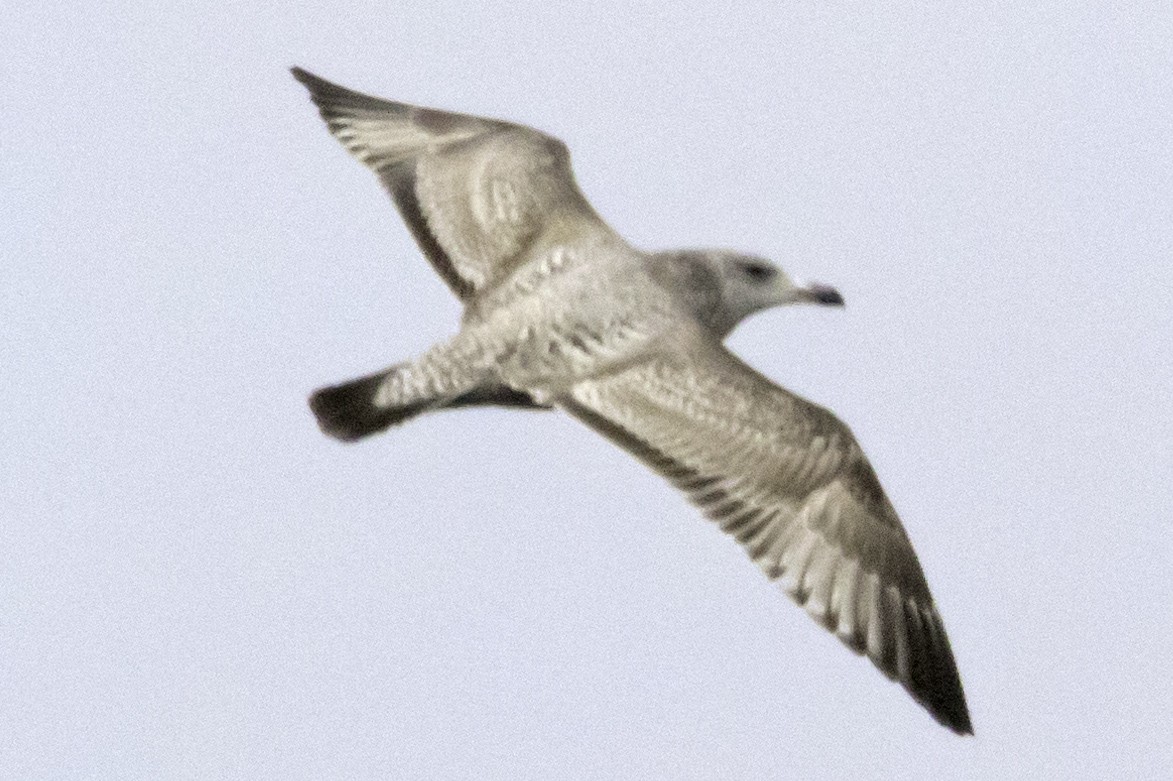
742 262 775 282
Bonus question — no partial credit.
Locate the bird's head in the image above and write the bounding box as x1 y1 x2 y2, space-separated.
696 250 843 335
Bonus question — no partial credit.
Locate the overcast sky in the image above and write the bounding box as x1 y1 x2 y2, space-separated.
4 2 1171 778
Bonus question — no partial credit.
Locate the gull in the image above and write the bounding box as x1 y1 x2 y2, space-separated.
292 67 972 735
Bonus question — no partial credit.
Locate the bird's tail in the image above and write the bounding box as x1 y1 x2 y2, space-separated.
309 363 551 442
309 365 436 442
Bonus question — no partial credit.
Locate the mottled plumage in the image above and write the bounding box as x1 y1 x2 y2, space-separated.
293 67 971 734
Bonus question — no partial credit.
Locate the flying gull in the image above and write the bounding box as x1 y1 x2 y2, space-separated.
292 67 972 735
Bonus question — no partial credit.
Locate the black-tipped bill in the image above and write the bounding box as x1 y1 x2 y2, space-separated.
806 283 845 306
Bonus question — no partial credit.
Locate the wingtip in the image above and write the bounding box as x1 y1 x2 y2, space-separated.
952 698 974 736
915 659 973 736
290 64 315 79
289 67 406 119
913 657 973 736
937 701 974 736
290 65 325 90
950 718 975 737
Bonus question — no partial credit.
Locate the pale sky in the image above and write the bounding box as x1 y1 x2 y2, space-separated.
4 2 1171 778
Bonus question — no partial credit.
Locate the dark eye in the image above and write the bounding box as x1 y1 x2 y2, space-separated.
741 262 775 282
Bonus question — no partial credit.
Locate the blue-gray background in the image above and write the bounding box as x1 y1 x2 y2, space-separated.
4 2 1171 778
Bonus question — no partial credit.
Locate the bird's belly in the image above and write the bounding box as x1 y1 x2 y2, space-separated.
468 256 678 395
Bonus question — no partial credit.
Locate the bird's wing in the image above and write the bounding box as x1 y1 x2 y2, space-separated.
560 334 971 734
293 67 614 300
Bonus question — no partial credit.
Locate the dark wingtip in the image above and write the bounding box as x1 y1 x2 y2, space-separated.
935 695 974 736
290 66 342 100
916 675 972 736
904 612 973 736
290 66 338 109
935 664 973 737
290 66 405 118
951 693 974 736
291 66 326 88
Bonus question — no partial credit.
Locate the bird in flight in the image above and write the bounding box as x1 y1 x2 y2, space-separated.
292 67 971 735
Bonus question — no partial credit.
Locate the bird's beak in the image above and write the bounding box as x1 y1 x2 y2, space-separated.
799 282 845 307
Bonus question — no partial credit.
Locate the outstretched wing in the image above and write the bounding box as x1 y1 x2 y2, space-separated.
560 335 971 734
292 67 613 300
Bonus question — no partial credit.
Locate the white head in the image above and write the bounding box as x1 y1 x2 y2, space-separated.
660 250 843 337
